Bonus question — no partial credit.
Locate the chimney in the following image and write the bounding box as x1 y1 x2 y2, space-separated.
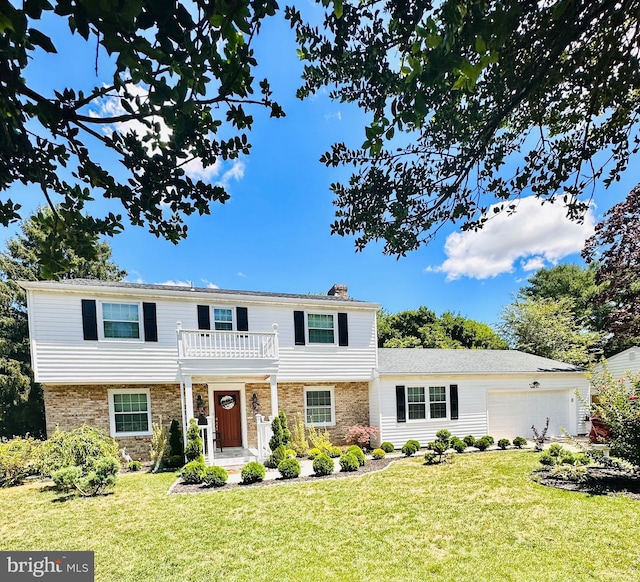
328 284 348 299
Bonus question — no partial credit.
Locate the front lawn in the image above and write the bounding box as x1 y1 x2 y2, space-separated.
1 451 638 581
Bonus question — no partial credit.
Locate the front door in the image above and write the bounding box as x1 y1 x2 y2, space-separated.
214 390 242 447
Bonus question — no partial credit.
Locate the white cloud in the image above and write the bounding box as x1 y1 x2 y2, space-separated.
237 272 247 278
324 111 342 121
200 279 219 289
125 271 145 284
428 197 596 281
158 280 192 287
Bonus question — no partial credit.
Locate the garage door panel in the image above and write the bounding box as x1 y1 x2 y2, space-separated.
487 390 573 439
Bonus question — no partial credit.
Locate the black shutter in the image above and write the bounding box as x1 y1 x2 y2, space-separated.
396 385 406 423
143 302 158 342
450 384 459 420
338 312 349 346
197 305 210 330
236 307 249 331
81 299 98 341
294 310 305 345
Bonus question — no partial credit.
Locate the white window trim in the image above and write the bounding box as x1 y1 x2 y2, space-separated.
304 386 336 427
99 300 144 342
108 388 152 437
212 306 235 331
405 386 448 422
306 311 337 346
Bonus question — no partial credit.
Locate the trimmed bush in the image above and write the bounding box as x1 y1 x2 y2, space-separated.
307 448 322 460
345 425 379 448
539 451 555 466
380 441 395 454
278 457 301 479
339 452 359 472
184 418 204 463
474 437 491 451
165 455 183 469
180 460 205 484
346 445 366 466
482 435 495 445
312 453 334 476
512 436 527 448
463 435 476 447
265 444 287 469
327 446 342 458
128 460 142 472
371 448 386 460
424 451 438 465
407 439 420 450
0 436 39 488
168 419 184 458
203 466 228 488
435 429 452 445
450 437 467 453
74 457 119 496
241 462 266 484
497 438 511 450
52 466 83 492
427 440 448 460
402 441 419 457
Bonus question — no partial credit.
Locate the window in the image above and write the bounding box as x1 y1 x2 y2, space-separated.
213 308 233 330
407 387 426 420
102 303 140 339
429 386 447 419
108 389 152 436
307 313 334 344
304 387 335 426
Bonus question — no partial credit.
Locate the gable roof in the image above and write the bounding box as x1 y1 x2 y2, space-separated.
378 348 583 375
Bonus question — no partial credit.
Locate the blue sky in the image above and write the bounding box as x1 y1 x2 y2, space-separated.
3 8 638 328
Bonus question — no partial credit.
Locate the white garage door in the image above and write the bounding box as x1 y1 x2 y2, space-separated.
487 390 574 439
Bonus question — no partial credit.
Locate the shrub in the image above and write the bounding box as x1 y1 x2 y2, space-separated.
482 435 495 445
180 460 205 484
407 439 420 450
371 448 386 460
278 457 301 479
426 440 448 462
74 457 120 496
327 446 342 458
512 436 527 448
0 436 39 488
531 418 550 452
339 452 359 472
307 425 333 454
165 455 184 469
548 443 563 456
269 411 291 453
202 466 228 488
52 466 83 492
550 464 587 481
345 425 379 449
463 435 476 447
307 448 322 460
402 441 419 457
150 418 169 472
539 451 555 466
241 462 266 484
497 438 511 450
380 441 395 454
474 437 491 451
184 418 204 463
312 453 334 476
435 429 452 446
424 451 438 465
450 437 467 453
265 444 287 469
37 425 119 477
346 445 366 466
128 460 142 472
289 413 309 457
168 419 184 458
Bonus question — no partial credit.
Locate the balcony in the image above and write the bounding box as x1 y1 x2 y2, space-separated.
177 326 279 360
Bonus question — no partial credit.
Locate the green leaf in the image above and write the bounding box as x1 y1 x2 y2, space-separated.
333 0 343 19
28 28 57 53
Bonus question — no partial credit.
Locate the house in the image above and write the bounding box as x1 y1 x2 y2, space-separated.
21 280 589 463
595 347 640 381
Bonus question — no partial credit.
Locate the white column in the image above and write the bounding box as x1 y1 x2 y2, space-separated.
270 374 278 417
206 415 215 464
185 376 194 422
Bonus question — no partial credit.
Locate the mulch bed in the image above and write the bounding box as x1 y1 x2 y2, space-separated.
534 466 640 500
169 456 397 494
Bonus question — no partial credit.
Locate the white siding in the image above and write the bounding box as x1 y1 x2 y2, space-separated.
377 372 589 448
27 289 378 384
599 348 640 382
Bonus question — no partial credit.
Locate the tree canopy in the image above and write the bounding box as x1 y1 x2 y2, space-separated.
1 0 282 277
288 0 640 254
378 306 507 349
583 184 640 353
0 207 125 438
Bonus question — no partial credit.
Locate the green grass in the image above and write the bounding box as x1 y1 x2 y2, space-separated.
1 451 639 581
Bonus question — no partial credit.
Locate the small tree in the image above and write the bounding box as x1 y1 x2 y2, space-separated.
150 418 169 473
168 419 184 458
531 418 550 452
269 411 290 452
289 413 309 458
184 419 203 464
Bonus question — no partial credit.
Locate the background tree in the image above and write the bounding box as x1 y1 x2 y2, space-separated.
0 208 125 438
582 184 640 355
498 296 603 366
378 307 507 349
288 0 640 254
1 0 282 277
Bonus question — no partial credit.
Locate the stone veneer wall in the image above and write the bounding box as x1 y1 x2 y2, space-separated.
43 383 183 461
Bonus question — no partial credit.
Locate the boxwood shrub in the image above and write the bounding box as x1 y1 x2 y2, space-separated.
339 452 359 472
202 466 228 488
278 457 301 479
402 440 419 456
497 438 511 450
380 441 395 454
474 437 491 451
307 448 322 460
327 446 342 458
371 448 386 460
180 460 205 484
450 437 467 453
463 435 476 447
345 445 366 466
512 436 527 448
241 461 266 484
312 453 334 476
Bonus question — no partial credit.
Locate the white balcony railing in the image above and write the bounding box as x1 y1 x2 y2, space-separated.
177 325 279 360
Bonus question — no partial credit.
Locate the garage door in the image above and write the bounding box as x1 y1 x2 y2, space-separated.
487 390 574 439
